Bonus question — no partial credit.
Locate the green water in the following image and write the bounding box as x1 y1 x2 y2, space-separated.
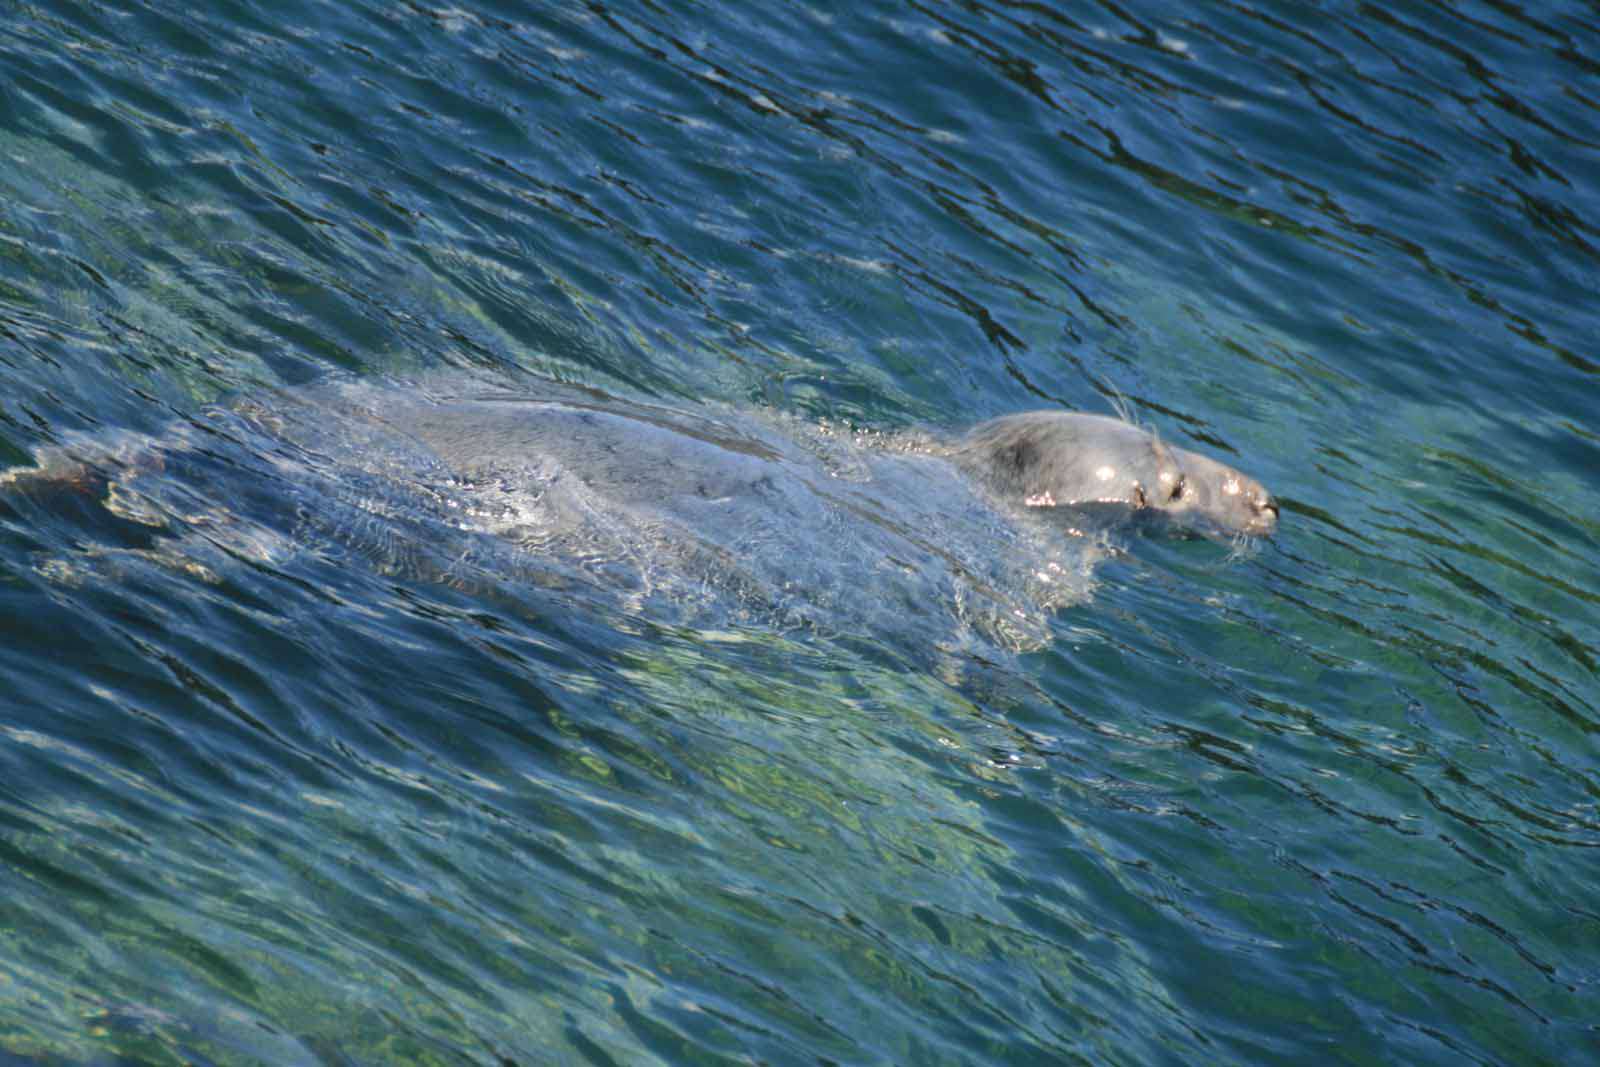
0 2 1597 1064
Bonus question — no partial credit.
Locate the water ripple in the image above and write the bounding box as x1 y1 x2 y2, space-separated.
2 0 1600 1063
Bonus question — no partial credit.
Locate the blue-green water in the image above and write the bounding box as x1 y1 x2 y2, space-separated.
1 1 1597 1064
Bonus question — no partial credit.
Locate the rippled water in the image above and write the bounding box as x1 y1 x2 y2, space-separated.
2 2 1597 1064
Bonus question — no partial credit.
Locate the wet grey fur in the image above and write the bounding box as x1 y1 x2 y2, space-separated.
954 411 1277 540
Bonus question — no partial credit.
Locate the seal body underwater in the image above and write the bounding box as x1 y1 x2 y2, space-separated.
1 378 1277 657
345 389 1277 542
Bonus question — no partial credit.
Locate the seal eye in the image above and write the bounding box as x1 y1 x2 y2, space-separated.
1169 475 1185 502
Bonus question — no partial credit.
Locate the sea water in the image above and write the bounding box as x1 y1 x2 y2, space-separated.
0 2 1596 1064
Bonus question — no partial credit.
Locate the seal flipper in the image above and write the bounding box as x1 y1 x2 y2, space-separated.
0 431 178 550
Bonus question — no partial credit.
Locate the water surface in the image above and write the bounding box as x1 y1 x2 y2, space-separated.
1 2 1597 1065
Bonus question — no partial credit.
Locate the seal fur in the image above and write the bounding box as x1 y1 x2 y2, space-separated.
955 411 1277 540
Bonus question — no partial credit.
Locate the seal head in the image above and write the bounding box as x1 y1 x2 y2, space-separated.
955 412 1277 540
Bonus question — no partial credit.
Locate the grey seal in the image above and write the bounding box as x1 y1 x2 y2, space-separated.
346 390 1277 542
955 411 1278 540
1 380 1276 658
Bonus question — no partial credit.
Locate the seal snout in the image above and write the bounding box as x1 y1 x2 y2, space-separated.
1248 491 1280 536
